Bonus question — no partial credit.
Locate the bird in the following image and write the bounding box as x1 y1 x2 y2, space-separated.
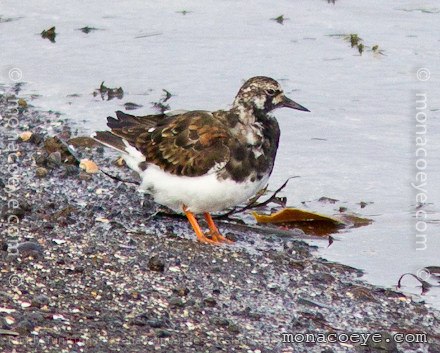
92 76 309 244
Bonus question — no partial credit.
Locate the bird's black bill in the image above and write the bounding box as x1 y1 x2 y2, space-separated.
282 96 310 112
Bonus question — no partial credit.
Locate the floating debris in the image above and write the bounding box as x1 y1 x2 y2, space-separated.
176 10 192 15
340 34 383 56
134 32 163 39
41 26 56 43
124 102 143 110
345 33 362 48
253 208 343 236
253 208 372 236
151 89 174 113
271 15 288 25
318 196 339 204
371 44 385 55
78 26 99 34
93 81 124 100
0 16 20 23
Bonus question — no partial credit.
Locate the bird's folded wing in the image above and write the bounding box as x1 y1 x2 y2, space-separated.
111 111 232 177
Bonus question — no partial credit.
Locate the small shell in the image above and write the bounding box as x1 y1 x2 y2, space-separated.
20 131 33 141
79 159 99 174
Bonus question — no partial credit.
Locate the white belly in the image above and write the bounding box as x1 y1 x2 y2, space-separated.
138 164 268 214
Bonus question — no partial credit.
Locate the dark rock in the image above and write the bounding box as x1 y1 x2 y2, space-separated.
147 319 164 328
17 241 44 258
15 319 34 335
210 317 230 327
224 232 238 242
148 256 165 272
130 314 149 327
43 136 77 165
78 172 92 181
34 152 48 166
203 297 217 307
47 151 62 169
64 165 79 176
26 312 45 324
156 329 172 338
310 272 335 285
168 296 185 308
65 266 85 274
172 287 189 297
227 323 240 334
31 294 50 308
29 133 44 145
1 200 31 221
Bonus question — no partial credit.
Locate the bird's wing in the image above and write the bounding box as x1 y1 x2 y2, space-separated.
96 110 232 177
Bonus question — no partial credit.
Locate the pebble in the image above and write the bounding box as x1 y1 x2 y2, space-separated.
17 241 44 258
31 294 50 308
19 131 33 141
156 329 172 338
130 314 148 327
64 165 79 176
210 316 230 327
26 312 45 324
173 287 190 297
79 172 92 181
34 153 48 166
35 167 48 178
47 151 62 168
148 256 165 272
203 297 217 307
147 319 164 328
79 159 99 173
15 319 34 335
168 296 185 308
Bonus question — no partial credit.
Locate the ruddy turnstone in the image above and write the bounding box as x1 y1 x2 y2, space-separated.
92 76 309 244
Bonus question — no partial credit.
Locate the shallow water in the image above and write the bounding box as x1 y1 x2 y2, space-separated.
1 0 439 308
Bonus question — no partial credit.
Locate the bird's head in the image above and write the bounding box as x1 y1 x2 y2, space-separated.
233 76 309 114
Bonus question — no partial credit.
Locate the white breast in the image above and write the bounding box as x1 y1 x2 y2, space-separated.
137 164 268 214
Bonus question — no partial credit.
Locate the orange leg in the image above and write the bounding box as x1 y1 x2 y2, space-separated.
204 213 234 244
183 206 217 244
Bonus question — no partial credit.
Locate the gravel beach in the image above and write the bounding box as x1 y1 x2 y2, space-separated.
1 88 439 353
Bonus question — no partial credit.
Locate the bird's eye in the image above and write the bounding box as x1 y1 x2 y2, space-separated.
266 89 276 96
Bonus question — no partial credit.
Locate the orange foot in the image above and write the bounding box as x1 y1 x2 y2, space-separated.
182 206 233 245
204 213 234 244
